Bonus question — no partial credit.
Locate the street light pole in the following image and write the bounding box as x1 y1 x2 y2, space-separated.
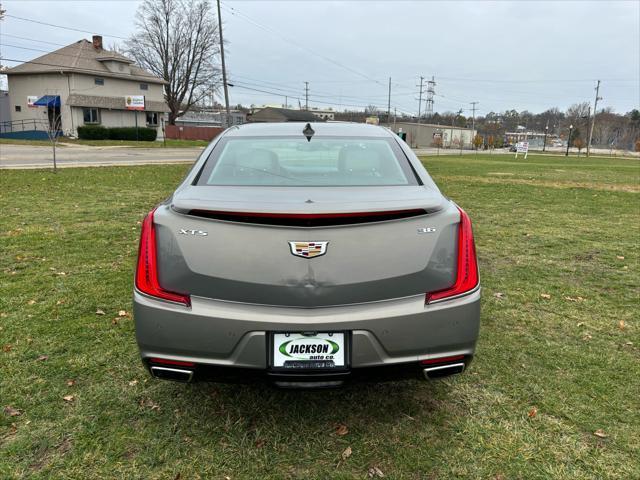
565 124 573 157
543 121 549 152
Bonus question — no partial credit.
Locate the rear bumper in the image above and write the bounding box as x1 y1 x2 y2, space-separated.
134 288 481 380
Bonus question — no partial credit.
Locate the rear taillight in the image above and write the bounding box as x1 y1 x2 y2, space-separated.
135 207 191 306
426 206 479 303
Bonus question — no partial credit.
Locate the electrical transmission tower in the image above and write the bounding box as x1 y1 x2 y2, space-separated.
425 76 436 117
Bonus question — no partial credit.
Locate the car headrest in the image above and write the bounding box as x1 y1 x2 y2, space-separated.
338 145 382 172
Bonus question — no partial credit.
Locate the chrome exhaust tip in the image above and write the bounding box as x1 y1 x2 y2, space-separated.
150 366 194 383
423 362 465 380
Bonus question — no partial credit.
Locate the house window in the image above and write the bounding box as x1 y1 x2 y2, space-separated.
15 105 21 112
94 78 104 86
140 83 149 91
83 108 100 124
146 112 159 126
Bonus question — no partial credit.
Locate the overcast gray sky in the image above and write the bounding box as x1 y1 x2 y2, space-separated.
1 0 639 116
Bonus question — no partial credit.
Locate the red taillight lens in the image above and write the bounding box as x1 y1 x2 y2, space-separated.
426 206 479 303
148 357 195 367
135 207 191 306
420 355 465 365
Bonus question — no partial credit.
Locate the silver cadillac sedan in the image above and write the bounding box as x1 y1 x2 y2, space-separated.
134 122 480 387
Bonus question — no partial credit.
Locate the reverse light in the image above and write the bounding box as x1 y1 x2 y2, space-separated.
135 207 191 306
426 206 479 303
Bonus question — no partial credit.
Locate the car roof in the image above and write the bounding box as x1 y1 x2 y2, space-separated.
223 122 393 138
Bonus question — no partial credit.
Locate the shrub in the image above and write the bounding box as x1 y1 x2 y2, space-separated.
77 125 110 140
76 126 157 141
108 127 157 141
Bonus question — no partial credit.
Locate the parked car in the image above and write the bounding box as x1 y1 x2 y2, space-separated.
134 122 481 388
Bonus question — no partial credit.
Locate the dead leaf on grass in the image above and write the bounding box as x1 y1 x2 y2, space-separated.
27 300 36 305
576 322 585 327
111 318 119 325
582 333 593 341
66 379 76 387
565 296 585 302
368 466 385 478
341 446 352 460
616 255 624 260
128 379 138 387
255 439 265 449
4 406 22 417
528 407 537 418
118 310 129 317
56 300 65 305
493 292 504 299
95 309 105 315
37 355 48 362
335 424 349 436
593 429 608 438
618 320 626 330
2 344 12 352
63 395 75 403
540 293 551 299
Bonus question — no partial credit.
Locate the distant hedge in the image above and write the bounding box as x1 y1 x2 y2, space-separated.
77 126 157 141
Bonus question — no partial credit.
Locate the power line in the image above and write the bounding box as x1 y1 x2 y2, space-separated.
0 33 68 47
219 1 386 88
4 14 127 40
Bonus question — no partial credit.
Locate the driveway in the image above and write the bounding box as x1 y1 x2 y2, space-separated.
0 144 205 169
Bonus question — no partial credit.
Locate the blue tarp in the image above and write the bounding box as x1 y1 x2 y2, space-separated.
34 95 61 107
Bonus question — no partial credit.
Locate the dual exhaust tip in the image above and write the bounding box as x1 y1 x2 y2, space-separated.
422 362 465 380
150 366 194 383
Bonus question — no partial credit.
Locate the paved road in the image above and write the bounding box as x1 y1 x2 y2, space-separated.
1 143 505 169
0 144 205 169
2 143 634 170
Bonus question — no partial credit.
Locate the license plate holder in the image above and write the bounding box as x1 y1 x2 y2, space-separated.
269 332 350 372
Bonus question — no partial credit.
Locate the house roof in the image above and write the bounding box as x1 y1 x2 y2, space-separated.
250 107 321 122
4 40 166 84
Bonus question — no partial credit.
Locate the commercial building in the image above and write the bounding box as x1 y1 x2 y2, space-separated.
392 122 476 149
248 107 321 123
3 36 168 139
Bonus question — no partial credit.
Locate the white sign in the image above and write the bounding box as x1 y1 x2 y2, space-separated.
125 95 145 111
515 141 529 159
27 96 40 108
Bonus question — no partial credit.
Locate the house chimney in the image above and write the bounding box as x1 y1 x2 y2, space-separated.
92 35 103 50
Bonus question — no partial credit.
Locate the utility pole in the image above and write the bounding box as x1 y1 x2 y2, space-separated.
416 76 425 123
470 101 478 147
586 80 602 157
216 0 231 128
387 77 392 127
543 120 549 152
304 82 309 111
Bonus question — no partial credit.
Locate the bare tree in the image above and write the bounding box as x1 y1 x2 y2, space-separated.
364 104 379 116
126 0 221 124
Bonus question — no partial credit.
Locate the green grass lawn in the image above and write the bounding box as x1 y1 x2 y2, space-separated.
1 154 638 479
0 138 209 148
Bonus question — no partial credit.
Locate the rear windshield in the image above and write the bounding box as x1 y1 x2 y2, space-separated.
196 136 419 186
